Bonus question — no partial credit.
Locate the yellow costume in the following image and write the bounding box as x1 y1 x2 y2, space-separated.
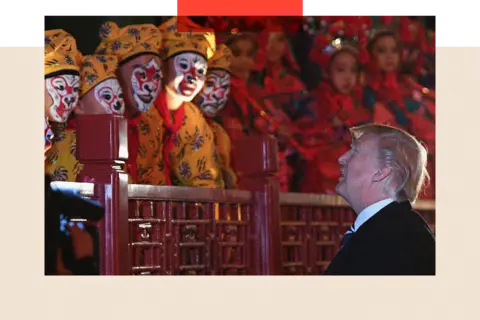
143 18 223 188
45 123 82 182
44 29 82 76
44 30 82 182
135 106 167 185
208 120 237 188
95 22 164 184
205 44 238 188
157 17 216 59
168 102 224 188
46 54 123 182
95 22 163 62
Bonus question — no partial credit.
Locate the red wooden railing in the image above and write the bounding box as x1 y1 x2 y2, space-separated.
49 113 435 275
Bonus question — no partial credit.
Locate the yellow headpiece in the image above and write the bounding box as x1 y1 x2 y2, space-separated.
95 21 162 64
79 55 119 97
208 44 232 73
158 17 216 60
44 29 82 77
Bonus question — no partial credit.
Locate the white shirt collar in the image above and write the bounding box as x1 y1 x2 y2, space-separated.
352 198 395 232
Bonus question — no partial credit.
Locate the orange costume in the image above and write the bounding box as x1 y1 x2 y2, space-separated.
147 17 223 188
44 30 83 182
95 22 164 184
201 44 238 188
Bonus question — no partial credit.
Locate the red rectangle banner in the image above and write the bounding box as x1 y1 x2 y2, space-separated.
177 0 303 16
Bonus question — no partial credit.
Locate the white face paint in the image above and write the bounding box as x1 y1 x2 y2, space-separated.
131 58 162 113
45 74 80 122
197 72 231 117
94 78 125 115
172 53 207 102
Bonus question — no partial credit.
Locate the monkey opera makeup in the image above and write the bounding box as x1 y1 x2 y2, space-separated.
45 74 80 122
131 58 162 112
94 78 125 115
197 72 231 116
172 53 207 101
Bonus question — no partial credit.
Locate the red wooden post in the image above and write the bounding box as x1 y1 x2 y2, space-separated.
233 134 281 275
76 114 130 275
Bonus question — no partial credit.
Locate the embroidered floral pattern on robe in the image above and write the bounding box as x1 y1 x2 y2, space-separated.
134 106 167 185
45 123 83 182
169 102 224 188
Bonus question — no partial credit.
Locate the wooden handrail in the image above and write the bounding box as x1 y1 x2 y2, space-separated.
49 182 435 211
50 181 95 197
280 192 435 211
127 184 252 204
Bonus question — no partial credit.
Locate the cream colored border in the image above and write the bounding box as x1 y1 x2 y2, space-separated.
2 46 477 319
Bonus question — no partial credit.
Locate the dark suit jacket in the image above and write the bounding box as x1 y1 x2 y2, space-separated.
324 201 435 275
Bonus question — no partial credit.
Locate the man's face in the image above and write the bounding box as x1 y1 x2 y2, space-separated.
165 52 207 103
45 74 80 122
336 134 380 204
194 69 231 117
117 54 162 113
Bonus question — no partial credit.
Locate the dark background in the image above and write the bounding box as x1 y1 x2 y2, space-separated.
40 8 439 54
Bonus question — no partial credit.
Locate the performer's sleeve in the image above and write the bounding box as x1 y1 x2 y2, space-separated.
174 113 225 188
136 114 167 186
213 123 238 189
45 129 82 182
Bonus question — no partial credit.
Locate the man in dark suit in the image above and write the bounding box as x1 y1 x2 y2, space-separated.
324 124 435 275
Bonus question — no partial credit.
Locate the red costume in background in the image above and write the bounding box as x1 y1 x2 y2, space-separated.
363 63 435 198
299 18 373 194
248 26 308 192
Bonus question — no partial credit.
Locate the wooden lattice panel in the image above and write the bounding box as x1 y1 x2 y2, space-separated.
279 193 436 276
280 205 354 275
127 185 254 275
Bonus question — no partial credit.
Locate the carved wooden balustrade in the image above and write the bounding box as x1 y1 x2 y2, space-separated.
48 113 435 275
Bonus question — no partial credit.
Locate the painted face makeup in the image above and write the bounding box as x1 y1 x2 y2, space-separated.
196 71 231 117
172 53 207 102
94 78 125 115
131 58 162 113
45 74 80 122
44 115 54 151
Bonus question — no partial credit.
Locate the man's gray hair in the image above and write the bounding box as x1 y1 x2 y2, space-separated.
349 124 430 203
